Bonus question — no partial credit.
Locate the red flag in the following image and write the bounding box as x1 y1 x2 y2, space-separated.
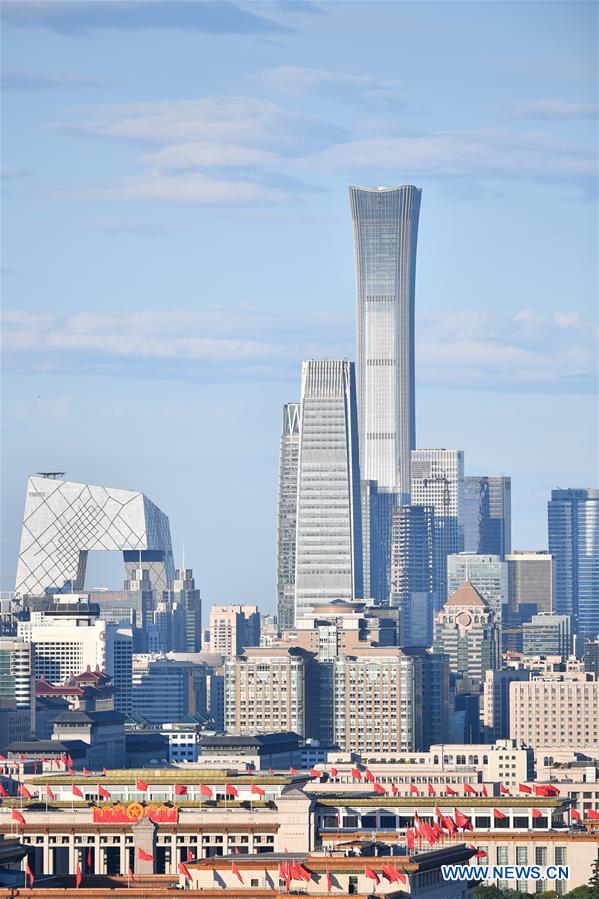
138 847 154 861
68 768 74 777
391 783 398 795
75 863 82 888
428 783 436 796
40 754 46 763
475 850 487 858
531 808 542 819
18 784 32 799
87 848 92 869
482 785 489 797
519 783 532 794
443 815 457 833
251 783 265 797
500 784 510 795
97 784 110 799
231 861 243 883
83 768 91 776
588 809 599 820
309 768 321 778
72 785 83 799
102 767 107 776
409 783 419 795
445 786 457 796
11 808 25 826
25 859 34 887
174 784 187 796
33 761 38 773
291 862 312 882
381 864 398 883
572 808 581 821
373 782 386 795
186 847 194 861
365 768 375 783
268 767 274 775
330 767 338 777
406 827 415 851
289 767 298 775
199 784 213 799
464 783 476 795
18 753 25 761
351 768 361 781
0 754 5 761
0 783 8 798
179 861 192 880
225 784 238 798
128 866 137 883
136 779 148 791
364 866 380 884
493 808 506 819
326 870 332 891
454 808 470 828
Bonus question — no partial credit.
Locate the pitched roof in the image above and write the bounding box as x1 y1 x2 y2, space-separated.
444 581 489 608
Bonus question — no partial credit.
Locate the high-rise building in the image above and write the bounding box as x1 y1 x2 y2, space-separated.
224 647 317 738
548 489 599 638
411 449 464 603
360 480 399 603
463 476 511 559
15 474 174 596
447 553 508 622
480 668 531 742
506 551 554 620
350 185 421 497
276 403 300 630
583 638 599 677
389 505 436 645
132 654 207 725
433 581 500 681
164 568 202 653
510 672 599 748
522 613 573 658
0 639 35 736
209 605 260 657
332 648 422 752
294 360 363 620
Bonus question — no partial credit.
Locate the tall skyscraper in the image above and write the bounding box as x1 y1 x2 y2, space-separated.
390 504 436 645
463 476 511 558
165 568 202 653
294 360 363 621
433 581 500 681
411 448 464 604
350 185 421 497
548 488 599 638
276 403 300 630
506 551 554 620
447 553 508 622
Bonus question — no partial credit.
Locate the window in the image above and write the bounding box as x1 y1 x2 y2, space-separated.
555 847 566 865
496 847 508 864
516 847 528 864
535 847 547 866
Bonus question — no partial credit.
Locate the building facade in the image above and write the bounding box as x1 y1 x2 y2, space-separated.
433 582 500 681
463 476 511 559
510 672 599 749
0 640 35 736
522 613 572 657
447 553 508 622
276 402 300 630
131 655 207 724
548 488 599 638
209 605 260 657
164 568 201 654
506 551 554 620
294 360 363 621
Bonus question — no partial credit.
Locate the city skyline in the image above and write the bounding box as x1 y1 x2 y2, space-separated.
2 1 597 605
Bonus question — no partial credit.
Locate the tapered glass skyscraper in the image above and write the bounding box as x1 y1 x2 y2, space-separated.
350 185 421 497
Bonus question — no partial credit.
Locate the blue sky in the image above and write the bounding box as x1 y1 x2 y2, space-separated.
1 1 597 609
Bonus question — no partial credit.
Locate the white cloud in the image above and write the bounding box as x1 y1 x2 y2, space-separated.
142 142 281 169
3 306 596 392
512 99 598 120
253 65 402 102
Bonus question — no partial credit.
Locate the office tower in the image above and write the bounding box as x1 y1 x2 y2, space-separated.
411 449 464 603
294 360 363 620
389 504 436 645
401 648 449 747
522 613 572 658
132 655 207 724
510 672 599 748
164 568 202 653
15 474 174 596
209 605 260 656
463 476 511 558
447 553 508 622
0 639 35 735
16 597 133 714
583 638 599 676
433 582 500 680
548 489 599 638
332 648 422 752
506 551 554 621
224 647 317 738
148 599 186 653
277 403 300 630
350 185 421 498
481 668 531 741
360 480 399 603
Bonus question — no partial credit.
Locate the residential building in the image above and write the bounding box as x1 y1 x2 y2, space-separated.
510 671 599 748
276 402 300 629
548 488 599 637
506 551 554 620
522 613 573 657
294 360 363 620
15 474 174 596
0 639 35 735
131 654 207 725
209 604 260 657
433 581 500 681
350 184 421 499
447 553 508 621
411 449 464 604
224 646 317 739
390 507 436 645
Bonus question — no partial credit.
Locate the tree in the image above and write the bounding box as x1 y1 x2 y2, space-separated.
564 886 599 899
589 853 599 891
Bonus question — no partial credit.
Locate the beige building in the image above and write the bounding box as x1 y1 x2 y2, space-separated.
209 605 260 657
510 672 599 749
433 582 500 680
224 646 317 738
481 668 530 741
